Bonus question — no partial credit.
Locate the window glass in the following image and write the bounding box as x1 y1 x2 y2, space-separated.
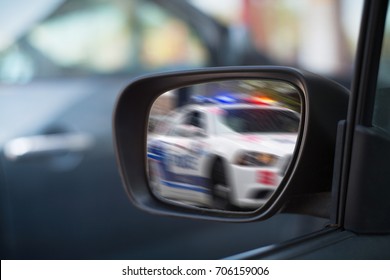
216 108 300 134
191 0 363 79
184 111 206 130
373 4 390 133
0 0 364 85
0 0 207 83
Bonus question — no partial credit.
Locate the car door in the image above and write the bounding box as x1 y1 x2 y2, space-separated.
180 109 210 179
157 109 212 206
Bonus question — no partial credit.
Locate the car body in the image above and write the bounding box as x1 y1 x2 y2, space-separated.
4 0 377 260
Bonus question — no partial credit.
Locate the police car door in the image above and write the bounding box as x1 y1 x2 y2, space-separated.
183 110 209 177
164 109 210 205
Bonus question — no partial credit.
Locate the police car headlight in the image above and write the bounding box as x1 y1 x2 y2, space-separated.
235 152 279 167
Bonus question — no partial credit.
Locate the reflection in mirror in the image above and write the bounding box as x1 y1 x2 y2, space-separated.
147 79 301 212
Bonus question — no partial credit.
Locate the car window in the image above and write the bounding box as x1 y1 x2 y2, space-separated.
216 108 300 134
0 0 207 83
373 4 390 134
167 109 207 137
191 0 363 83
184 110 206 130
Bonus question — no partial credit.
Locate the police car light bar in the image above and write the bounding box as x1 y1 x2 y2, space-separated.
191 94 276 106
249 96 276 105
214 95 237 104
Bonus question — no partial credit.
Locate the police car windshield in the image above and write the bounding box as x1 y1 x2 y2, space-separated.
218 108 299 134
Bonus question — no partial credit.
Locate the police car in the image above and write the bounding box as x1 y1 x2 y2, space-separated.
147 95 299 210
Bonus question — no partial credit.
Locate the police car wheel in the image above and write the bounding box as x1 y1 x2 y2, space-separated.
211 160 233 210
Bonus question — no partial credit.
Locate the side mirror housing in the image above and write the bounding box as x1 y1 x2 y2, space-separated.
113 66 348 222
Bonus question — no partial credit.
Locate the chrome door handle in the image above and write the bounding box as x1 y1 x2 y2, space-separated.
4 133 94 161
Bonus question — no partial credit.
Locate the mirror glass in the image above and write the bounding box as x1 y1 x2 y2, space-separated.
147 79 301 211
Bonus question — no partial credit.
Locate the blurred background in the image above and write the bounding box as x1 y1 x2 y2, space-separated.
0 0 363 259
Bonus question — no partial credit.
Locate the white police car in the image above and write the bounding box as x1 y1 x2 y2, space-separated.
147 96 299 210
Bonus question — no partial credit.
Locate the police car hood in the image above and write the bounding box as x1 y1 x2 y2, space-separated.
224 133 297 156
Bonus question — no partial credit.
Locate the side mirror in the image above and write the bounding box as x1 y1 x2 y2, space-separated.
113 66 348 222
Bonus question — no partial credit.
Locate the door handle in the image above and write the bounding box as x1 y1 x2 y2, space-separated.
4 133 94 161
